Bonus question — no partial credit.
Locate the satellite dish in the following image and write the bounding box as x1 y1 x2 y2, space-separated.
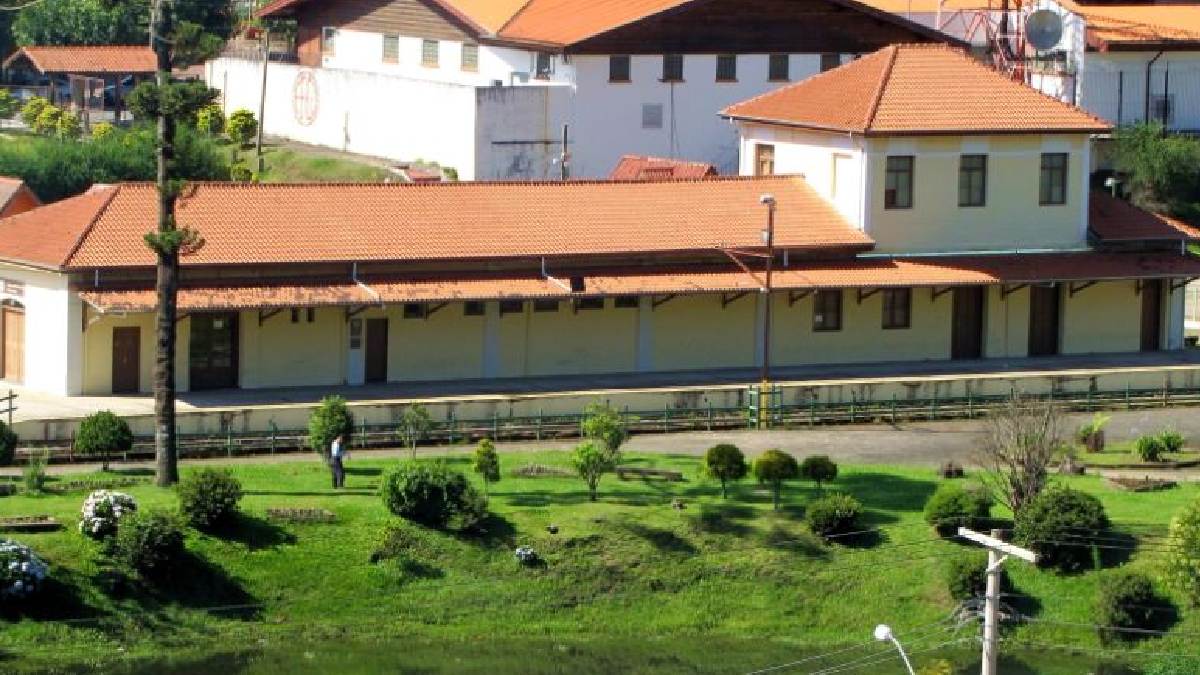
1026 9 1064 51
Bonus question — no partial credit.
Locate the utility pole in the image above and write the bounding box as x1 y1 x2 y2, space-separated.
957 527 1038 675
559 123 569 180
256 27 271 174
758 194 776 428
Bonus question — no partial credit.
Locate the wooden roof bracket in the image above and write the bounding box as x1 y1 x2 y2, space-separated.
1171 277 1198 292
788 289 813 306
651 294 677 310
1068 280 1097 298
257 308 284 326
856 288 880 304
424 301 450 318
1000 283 1028 299
721 291 750 308
174 312 191 324
1135 279 1144 295
344 305 370 321
930 286 953 302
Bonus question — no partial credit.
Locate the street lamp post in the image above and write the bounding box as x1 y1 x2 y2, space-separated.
874 624 916 675
759 194 776 428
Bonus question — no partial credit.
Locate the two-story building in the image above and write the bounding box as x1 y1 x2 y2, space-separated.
206 0 953 179
1 44 1197 396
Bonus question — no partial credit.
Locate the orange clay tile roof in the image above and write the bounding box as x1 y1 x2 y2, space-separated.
1055 0 1200 49
723 43 1111 135
2 46 157 75
609 155 717 181
0 176 869 271
0 177 40 219
0 185 115 269
1090 192 1200 242
77 252 1200 313
255 0 526 33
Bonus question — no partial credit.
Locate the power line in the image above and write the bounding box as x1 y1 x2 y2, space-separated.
1000 638 1200 661
808 636 975 675
1014 614 1200 640
744 615 960 675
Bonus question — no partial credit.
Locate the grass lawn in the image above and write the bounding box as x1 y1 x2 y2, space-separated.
224 142 392 183
1 450 1198 673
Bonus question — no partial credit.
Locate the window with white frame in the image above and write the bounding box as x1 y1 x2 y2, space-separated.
321 27 337 56
381 34 399 63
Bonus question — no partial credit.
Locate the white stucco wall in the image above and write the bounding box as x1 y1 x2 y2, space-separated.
1079 51 1200 131
0 265 81 396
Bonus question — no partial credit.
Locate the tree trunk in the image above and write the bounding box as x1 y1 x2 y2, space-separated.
720 478 727 499
152 0 179 488
772 483 780 511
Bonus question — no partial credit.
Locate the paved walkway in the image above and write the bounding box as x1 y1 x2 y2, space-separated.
11 407 1200 478
11 350 1200 422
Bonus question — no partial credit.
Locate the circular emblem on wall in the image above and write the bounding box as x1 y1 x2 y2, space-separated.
292 70 319 127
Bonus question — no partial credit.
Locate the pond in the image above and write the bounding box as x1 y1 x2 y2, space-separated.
90 638 1141 675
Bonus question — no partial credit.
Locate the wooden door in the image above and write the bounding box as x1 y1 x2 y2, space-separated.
365 318 388 384
1140 279 1163 352
1 306 23 383
189 313 239 390
951 287 984 360
111 327 140 394
1028 285 1061 357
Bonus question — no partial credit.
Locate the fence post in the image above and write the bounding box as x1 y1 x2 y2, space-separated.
6 389 11 427
891 394 897 425
536 410 543 441
492 411 498 440
1164 377 1170 407
663 408 670 432
269 420 278 455
1086 389 1093 412
930 391 938 421
849 393 856 424
226 428 233 458
809 397 816 427
1126 383 1132 410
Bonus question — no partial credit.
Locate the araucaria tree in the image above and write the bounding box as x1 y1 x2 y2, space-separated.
397 404 434 460
472 438 501 496
977 393 1061 514
572 441 615 502
753 449 799 510
703 443 747 499
582 402 629 462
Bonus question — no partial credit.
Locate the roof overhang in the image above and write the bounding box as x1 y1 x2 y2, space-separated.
722 113 1111 136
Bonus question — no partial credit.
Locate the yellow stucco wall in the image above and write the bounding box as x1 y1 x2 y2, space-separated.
984 285 1029 359
651 294 757 371
240 308 344 388
525 301 638 376
1062 281 1142 355
389 305 484 381
866 134 1087 253
82 313 190 395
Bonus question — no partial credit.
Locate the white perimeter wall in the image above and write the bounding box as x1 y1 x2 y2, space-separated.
1079 51 1200 132
0 264 81 396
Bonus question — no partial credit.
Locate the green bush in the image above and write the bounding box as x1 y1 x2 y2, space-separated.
74 411 133 472
227 108 258 146
805 492 862 537
799 455 838 489
380 462 487 530
0 420 17 466
1094 571 1170 644
923 483 993 536
1135 434 1167 462
753 449 799 510
176 469 243 531
703 443 747 499
0 90 18 120
1165 496 1200 607
1144 658 1197 675
196 103 225 136
572 441 616 502
1013 487 1110 572
56 110 82 139
1159 429 1186 454
582 402 629 459
90 121 115 140
307 395 354 460
472 438 500 496
943 550 1001 602
19 96 49 128
109 510 186 581
22 452 47 494
229 163 253 182
396 404 434 460
32 105 61 135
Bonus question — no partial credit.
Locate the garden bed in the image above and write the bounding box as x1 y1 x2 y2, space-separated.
1106 476 1178 492
0 515 62 532
265 508 336 523
42 476 150 494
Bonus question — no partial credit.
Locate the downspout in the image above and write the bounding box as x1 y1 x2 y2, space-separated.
541 257 572 292
1144 50 1164 123
351 262 380 304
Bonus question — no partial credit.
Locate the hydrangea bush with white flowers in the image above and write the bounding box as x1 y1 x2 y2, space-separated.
80 490 138 540
0 539 47 600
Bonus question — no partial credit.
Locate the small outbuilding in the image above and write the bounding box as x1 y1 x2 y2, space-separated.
2 45 158 124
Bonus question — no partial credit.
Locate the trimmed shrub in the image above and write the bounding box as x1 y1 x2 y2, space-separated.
90 121 115 140
938 461 965 479
581 402 629 460
307 395 354 460
0 538 47 601
1160 429 1186 454
1135 434 1167 462
753 450 799 511
229 163 253 182
396 404 434 460
0 419 17 466
19 96 48 128
0 89 17 120
1095 571 1170 644
472 438 500 496
1165 496 1200 607
572 441 616 502
22 452 47 494
703 443 747 499
177 469 243 531
380 462 488 530
944 550 994 602
799 455 838 489
32 105 61 136
195 103 225 136
56 110 81 139
110 510 186 581
805 493 862 537
1013 487 1110 572
226 108 258 146
923 483 993 536
1076 412 1110 452
79 490 137 540
74 411 133 472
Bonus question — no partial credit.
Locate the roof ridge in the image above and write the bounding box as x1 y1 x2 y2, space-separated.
494 0 538 34
863 44 900 132
122 175 798 190
61 185 122 269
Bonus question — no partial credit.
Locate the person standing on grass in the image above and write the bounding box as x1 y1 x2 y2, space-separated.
330 433 347 489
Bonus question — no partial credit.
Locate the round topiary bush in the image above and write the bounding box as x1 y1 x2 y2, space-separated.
226 108 258 146
1095 571 1170 644
1013 487 1110 572
703 443 747 499
177 469 243 531
381 462 488 531
799 455 838 489
195 103 225 136
923 483 993 536
0 419 17 466
805 492 862 537
943 549 1007 602
1135 434 1167 462
75 410 133 472
109 510 185 581
1165 496 1200 607
79 490 137 540
754 449 799 511
0 538 47 602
